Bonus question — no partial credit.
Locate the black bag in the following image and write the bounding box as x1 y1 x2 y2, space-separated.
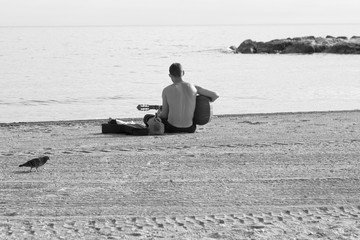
102 121 148 136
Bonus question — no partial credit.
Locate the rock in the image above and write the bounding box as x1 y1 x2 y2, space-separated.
236 36 360 54
337 36 348 40
236 39 257 53
313 37 343 52
291 36 315 41
229 45 237 51
350 36 360 43
325 43 360 54
282 42 315 54
257 39 292 53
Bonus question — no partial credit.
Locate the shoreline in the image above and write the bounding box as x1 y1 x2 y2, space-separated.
1 109 359 125
1 110 360 239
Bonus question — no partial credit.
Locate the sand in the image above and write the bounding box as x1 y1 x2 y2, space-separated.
1 111 360 240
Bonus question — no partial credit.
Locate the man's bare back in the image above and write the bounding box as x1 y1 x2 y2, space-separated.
155 63 219 133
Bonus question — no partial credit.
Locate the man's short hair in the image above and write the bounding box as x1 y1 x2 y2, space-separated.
169 63 183 77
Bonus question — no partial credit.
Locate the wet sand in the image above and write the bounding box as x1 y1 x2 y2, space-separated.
1 111 360 239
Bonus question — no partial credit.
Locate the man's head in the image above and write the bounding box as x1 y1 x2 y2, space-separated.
169 63 184 79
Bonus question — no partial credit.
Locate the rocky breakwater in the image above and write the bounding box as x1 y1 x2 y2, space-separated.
235 36 360 54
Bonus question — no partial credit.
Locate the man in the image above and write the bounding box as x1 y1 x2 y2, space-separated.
144 63 219 133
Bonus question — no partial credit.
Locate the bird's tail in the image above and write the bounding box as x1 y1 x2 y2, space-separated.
19 164 24 167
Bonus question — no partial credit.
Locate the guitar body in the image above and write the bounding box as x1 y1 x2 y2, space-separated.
137 95 213 125
193 95 212 125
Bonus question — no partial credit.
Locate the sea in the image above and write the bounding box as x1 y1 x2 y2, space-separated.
1 24 359 123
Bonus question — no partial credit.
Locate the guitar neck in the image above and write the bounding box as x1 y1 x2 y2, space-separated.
137 104 162 111
137 95 212 124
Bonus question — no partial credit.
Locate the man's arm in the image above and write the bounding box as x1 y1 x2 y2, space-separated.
158 89 169 118
195 85 219 102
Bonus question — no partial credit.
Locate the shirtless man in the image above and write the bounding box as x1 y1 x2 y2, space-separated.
144 63 219 133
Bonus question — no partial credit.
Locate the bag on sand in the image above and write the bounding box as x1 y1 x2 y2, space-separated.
102 119 149 135
147 114 165 135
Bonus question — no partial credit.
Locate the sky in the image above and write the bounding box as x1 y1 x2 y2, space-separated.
1 0 360 26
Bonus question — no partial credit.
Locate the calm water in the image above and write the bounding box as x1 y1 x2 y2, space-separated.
1 24 360 123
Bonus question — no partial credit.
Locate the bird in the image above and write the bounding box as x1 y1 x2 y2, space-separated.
19 156 49 172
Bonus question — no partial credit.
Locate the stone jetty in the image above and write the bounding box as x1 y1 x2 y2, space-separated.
235 36 360 54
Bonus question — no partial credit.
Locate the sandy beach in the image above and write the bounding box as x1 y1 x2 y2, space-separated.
1 111 360 240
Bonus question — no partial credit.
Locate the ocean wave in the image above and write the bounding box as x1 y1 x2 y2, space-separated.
0 98 80 106
234 96 267 100
0 94 139 106
96 95 135 100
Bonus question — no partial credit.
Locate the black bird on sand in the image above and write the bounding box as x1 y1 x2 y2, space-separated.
19 156 49 172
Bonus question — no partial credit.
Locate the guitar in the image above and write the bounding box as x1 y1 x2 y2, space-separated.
137 95 213 125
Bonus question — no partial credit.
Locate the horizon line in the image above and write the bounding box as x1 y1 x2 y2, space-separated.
1 22 360 28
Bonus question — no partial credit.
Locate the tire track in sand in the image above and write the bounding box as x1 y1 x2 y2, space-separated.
1 205 360 239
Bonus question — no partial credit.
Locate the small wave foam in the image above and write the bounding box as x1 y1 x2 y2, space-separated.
189 47 236 54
